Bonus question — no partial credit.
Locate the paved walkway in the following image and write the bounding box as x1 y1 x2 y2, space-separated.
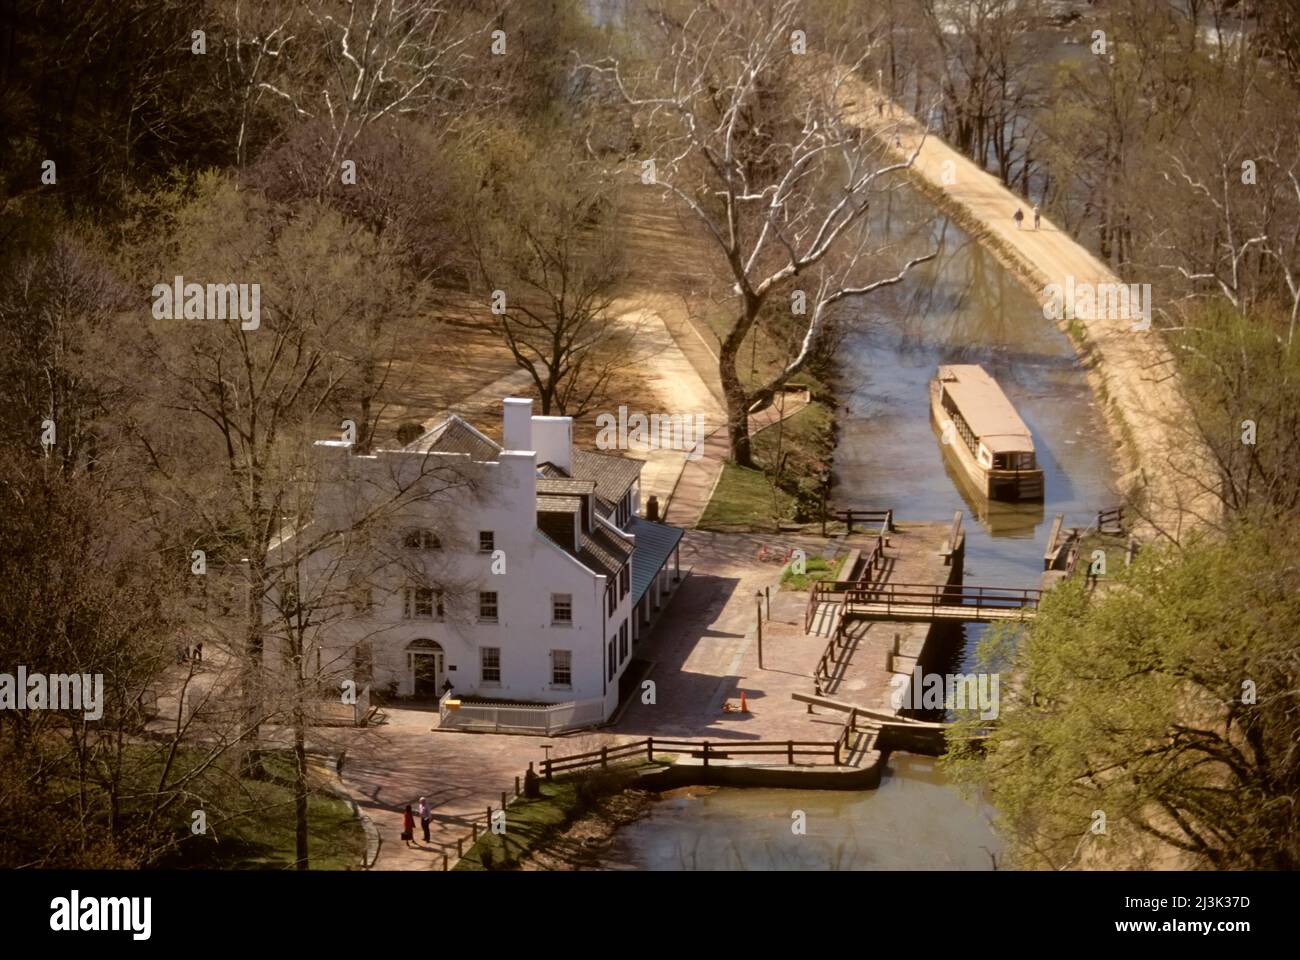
833 69 1219 541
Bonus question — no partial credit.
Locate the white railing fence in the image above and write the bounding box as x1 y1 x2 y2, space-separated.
438 693 605 735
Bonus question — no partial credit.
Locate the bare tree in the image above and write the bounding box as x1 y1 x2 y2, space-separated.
581 0 936 465
467 138 633 417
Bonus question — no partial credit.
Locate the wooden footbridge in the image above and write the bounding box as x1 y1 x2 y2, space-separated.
840 581 1040 623
806 576 1040 628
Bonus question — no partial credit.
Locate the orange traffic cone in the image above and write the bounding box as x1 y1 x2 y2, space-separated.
740 690 749 713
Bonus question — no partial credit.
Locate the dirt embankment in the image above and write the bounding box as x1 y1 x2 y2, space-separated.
518 788 656 871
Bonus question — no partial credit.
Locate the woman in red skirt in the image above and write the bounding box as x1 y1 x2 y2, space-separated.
402 804 416 847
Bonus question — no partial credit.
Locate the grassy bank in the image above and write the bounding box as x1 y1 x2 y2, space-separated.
699 400 837 531
455 761 665 871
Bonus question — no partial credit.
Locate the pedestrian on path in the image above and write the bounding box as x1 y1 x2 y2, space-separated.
419 796 431 843
401 805 416 846
193 641 203 663
1033 204 1041 230
1013 207 1024 230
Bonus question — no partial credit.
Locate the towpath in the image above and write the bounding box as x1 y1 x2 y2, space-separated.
833 71 1219 541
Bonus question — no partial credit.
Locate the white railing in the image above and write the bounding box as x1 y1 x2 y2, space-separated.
438 694 606 735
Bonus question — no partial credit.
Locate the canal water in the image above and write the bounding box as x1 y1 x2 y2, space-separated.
608 187 1118 871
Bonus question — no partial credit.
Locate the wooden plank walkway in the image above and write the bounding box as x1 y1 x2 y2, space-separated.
843 603 1035 624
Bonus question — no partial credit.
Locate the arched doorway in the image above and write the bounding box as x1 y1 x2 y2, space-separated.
406 639 445 699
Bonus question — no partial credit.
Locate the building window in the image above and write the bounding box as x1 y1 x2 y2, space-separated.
552 593 572 625
619 566 630 598
551 649 572 687
607 638 616 681
478 530 495 553
619 622 629 663
403 587 443 620
606 585 615 617
478 591 498 622
404 529 441 550
481 647 501 684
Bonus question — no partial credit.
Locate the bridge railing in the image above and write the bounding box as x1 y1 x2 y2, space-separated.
840 581 1041 616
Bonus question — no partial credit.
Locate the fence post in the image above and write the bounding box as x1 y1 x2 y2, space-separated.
471 824 477 842
646 737 653 762
501 792 507 811
515 776 520 797
834 737 842 766
457 837 464 857
765 585 770 621
544 759 553 781
702 742 710 767
787 740 794 765
601 745 608 769
443 851 449 871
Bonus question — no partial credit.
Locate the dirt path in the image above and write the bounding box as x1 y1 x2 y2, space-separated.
835 72 1219 541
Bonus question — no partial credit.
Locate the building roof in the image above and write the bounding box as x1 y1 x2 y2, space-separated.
537 478 596 498
628 517 683 606
935 365 1034 453
569 450 643 504
405 415 501 461
536 495 580 513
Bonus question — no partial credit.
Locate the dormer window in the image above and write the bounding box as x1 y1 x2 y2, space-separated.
404 529 441 550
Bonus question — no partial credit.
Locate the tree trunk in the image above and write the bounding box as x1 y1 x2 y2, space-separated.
719 339 753 467
240 558 267 780
294 705 309 870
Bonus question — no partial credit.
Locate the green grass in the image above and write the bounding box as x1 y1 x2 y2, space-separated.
699 461 795 529
781 554 845 590
91 746 367 870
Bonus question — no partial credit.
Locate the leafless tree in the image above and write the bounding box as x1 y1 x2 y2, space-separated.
581 0 936 465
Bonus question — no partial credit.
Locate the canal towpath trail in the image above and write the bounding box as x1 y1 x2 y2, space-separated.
831 69 1219 543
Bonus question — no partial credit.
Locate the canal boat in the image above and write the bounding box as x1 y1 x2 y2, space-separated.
929 364 1044 502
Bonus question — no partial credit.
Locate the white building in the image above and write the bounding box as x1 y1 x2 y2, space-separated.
268 397 683 727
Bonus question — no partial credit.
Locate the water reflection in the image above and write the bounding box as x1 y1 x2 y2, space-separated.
607 756 1002 871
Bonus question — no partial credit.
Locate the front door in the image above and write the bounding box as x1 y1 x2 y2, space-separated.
411 651 443 698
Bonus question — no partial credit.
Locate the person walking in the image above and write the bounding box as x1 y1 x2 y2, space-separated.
418 796 431 843
1033 204 1041 230
1013 207 1024 230
401 805 416 847
193 641 203 663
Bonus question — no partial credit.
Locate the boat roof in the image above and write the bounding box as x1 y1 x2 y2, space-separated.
936 364 1034 453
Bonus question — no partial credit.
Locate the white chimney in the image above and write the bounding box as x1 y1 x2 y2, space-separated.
531 416 573 472
502 397 533 451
